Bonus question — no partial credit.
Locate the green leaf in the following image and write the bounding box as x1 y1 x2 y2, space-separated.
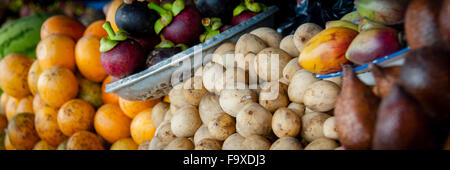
99 37 119 53
233 3 246 16
172 0 185 16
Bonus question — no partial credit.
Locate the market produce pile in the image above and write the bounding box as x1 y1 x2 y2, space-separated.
0 0 449 150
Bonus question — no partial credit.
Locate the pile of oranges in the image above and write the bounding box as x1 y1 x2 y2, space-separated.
0 13 165 150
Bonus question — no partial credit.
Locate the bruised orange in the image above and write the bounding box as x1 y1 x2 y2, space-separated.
94 104 131 143
0 54 33 98
101 76 120 105
40 15 85 41
36 34 76 72
27 60 43 96
83 20 108 38
66 131 105 150
5 96 19 121
4 132 15 150
16 96 34 114
57 99 95 136
32 94 49 114
1 93 9 113
37 66 79 108
75 36 107 83
35 106 67 146
119 97 161 119
7 113 40 150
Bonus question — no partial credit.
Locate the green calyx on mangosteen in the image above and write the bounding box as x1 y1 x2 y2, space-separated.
99 21 129 53
149 0 185 34
200 17 222 43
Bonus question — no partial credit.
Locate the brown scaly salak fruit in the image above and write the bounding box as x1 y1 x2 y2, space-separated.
405 0 444 49
373 84 434 150
370 65 402 98
334 65 379 150
439 0 450 45
398 47 450 130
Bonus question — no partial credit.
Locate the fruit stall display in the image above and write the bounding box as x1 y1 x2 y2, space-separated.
0 0 449 150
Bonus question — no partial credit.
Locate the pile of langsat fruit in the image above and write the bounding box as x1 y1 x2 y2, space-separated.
0 15 163 150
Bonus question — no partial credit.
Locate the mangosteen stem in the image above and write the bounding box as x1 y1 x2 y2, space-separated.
149 2 168 15
103 22 116 39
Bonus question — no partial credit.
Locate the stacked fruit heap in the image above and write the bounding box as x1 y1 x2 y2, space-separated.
100 0 267 79
0 13 167 150
137 0 450 150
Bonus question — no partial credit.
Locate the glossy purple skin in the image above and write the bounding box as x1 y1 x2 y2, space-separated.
101 39 146 78
132 36 161 53
162 6 203 45
231 11 258 26
346 27 400 65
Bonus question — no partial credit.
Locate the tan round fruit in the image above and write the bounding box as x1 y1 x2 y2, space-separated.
236 103 272 137
272 107 301 138
208 113 236 141
0 54 33 98
27 60 43 95
110 138 138 150
182 77 208 106
199 94 224 125
270 137 303 150
259 82 289 112
57 99 95 136
151 102 169 128
171 105 202 138
35 106 67 146
288 70 318 103
303 80 340 112
195 138 222 150
222 133 245 150
130 108 156 144
7 113 40 150
254 47 292 81
242 135 271 150
156 121 177 145
164 137 194 150
301 112 331 142
219 87 257 117
66 131 104 150
37 66 79 108
193 125 212 145
94 104 131 143
304 137 339 150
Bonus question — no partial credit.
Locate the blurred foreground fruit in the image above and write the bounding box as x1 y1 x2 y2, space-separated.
0 54 33 98
334 65 379 150
373 84 434 150
299 27 358 74
398 47 450 126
